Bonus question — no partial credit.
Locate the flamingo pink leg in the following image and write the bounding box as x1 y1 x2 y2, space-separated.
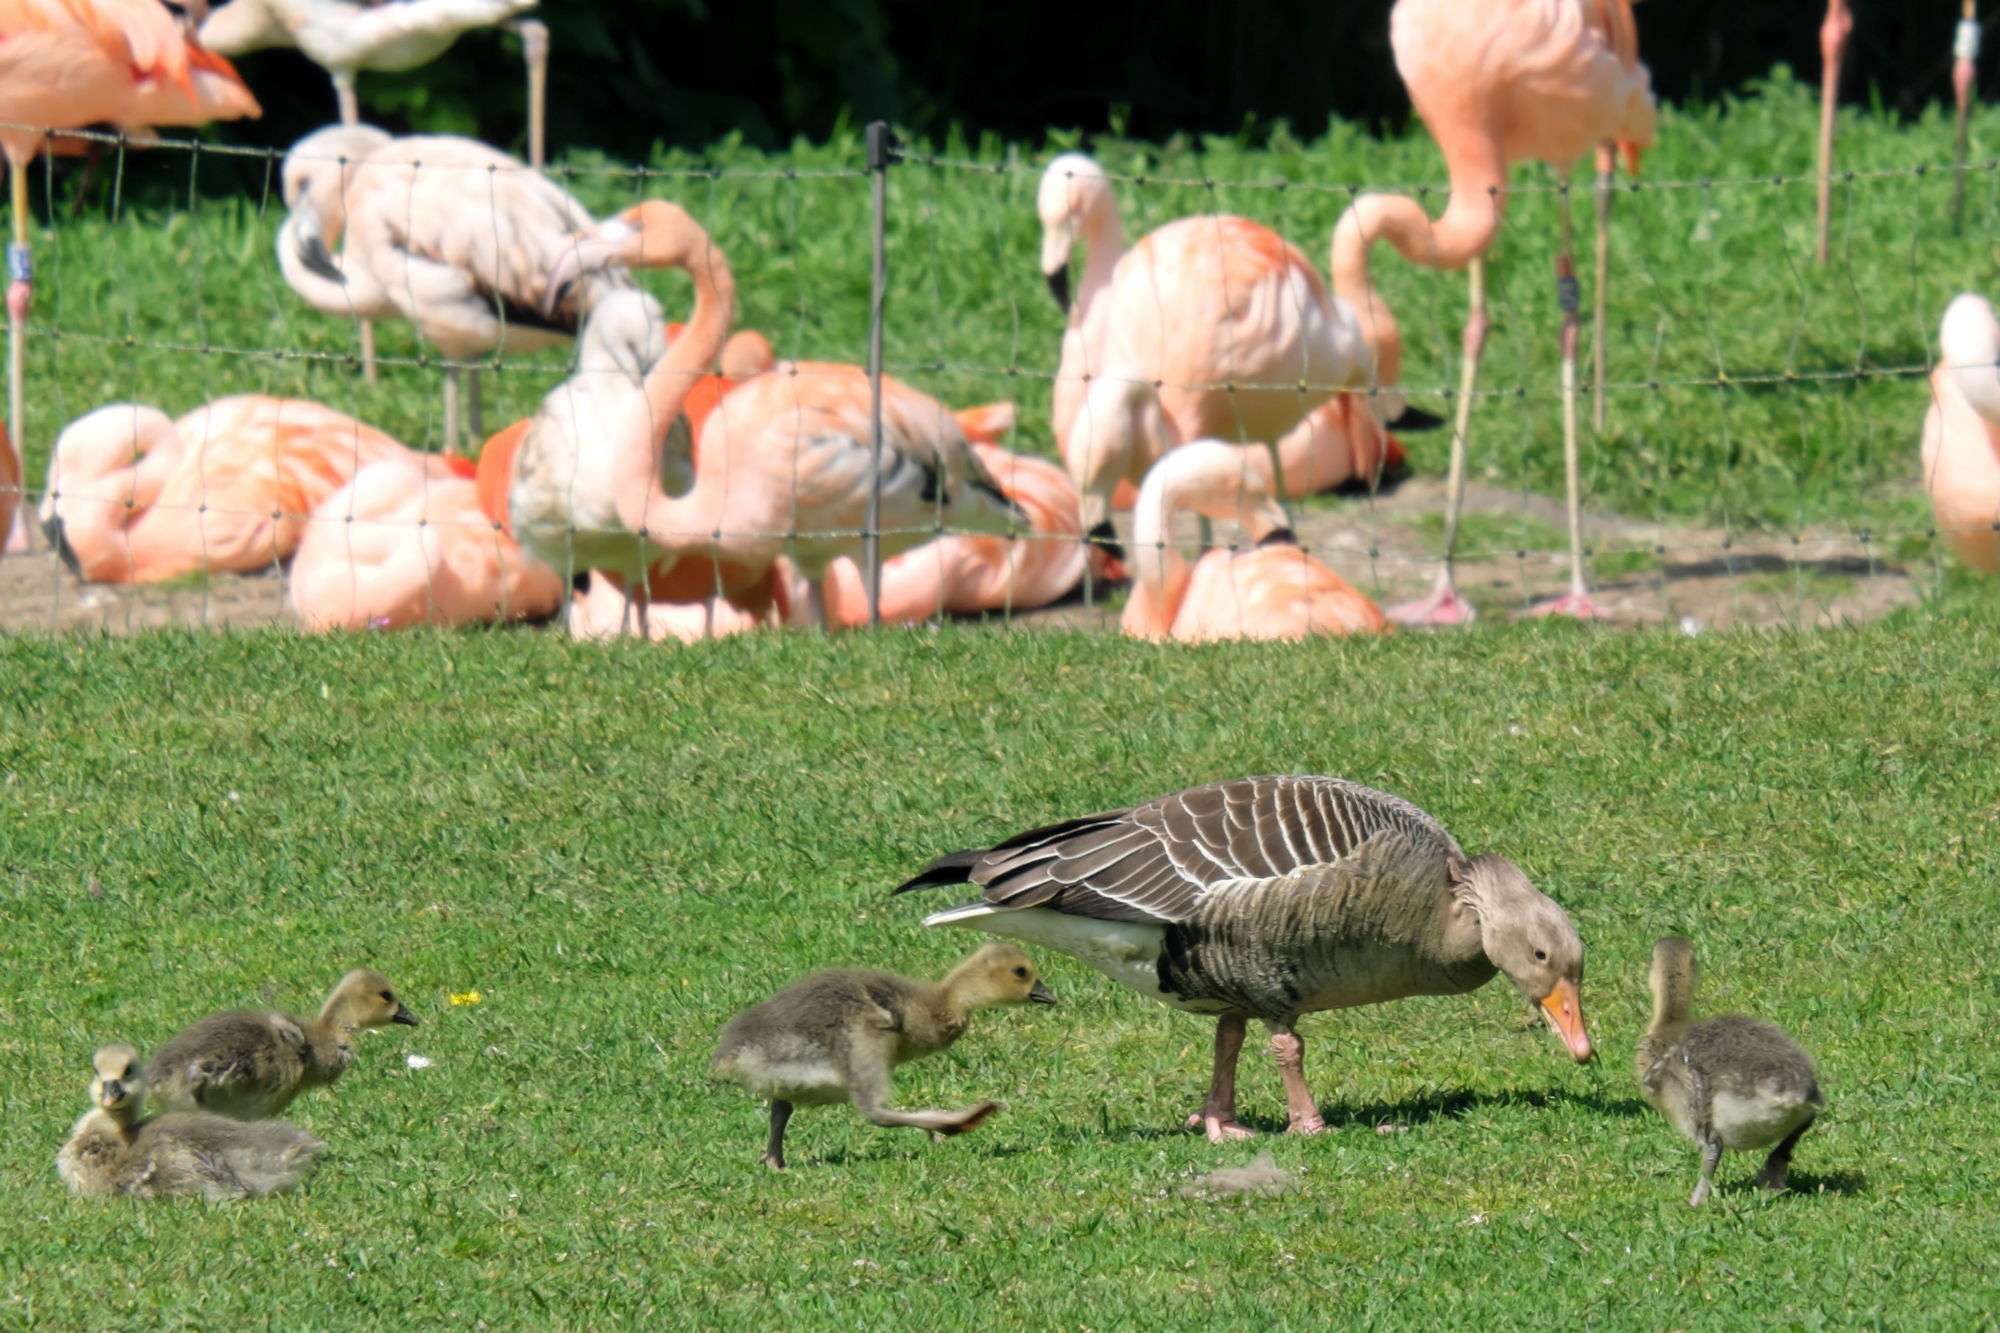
1269 1028 1327 1135
1528 187 1612 622
1184 1014 1257 1143
1388 258 1487 627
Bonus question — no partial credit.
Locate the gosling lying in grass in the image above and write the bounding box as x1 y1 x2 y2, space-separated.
1636 936 1824 1206
145 967 419 1119
711 942 1056 1169
58 1044 322 1200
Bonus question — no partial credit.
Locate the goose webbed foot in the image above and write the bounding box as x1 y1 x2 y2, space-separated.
1184 1106 1258 1143
1268 1029 1327 1136
1758 1113 1815 1192
1185 1014 1258 1142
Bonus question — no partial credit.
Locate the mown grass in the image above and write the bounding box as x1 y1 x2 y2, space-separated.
1 611 1997 1330
16 69 2000 559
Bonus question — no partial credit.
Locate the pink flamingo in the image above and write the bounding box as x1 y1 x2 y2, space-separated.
3 0 260 551
1334 0 1654 625
289 453 561 631
1034 157 1376 544
278 129 615 451
38 395 410 582
1122 439 1389 642
1923 294 2000 576
818 407 1096 626
516 200 1023 626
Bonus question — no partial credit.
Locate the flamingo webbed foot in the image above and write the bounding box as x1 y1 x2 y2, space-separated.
1385 583 1478 627
1523 590 1612 621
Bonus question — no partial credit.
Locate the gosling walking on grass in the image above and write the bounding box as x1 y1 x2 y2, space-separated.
711 943 1057 1169
58 1044 322 1201
145 968 419 1119
1636 936 1824 1206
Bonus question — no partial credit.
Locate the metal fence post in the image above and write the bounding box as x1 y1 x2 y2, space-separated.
863 121 900 629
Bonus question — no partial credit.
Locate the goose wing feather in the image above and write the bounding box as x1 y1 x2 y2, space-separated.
896 775 1461 924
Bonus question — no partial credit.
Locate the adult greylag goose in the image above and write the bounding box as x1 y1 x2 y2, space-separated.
1636 937 1824 1206
896 775 1593 1142
145 968 418 1119
711 943 1056 1169
58 1044 322 1200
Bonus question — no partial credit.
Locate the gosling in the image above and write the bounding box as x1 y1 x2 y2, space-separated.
711 942 1057 1169
1636 936 1824 1206
58 1044 322 1200
145 968 419 1119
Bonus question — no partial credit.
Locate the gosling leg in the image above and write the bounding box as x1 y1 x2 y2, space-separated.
762 1098 793 1170
1184 1013 1256 1143
854 1094 1002 1141
1689 1138 1723 1207
1758 1113 1816 1192
1267 1026 1326 1136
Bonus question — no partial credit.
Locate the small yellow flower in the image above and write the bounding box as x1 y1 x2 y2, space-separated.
449 991 482 1007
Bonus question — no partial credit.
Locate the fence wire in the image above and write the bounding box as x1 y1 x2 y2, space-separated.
1 115 1993 638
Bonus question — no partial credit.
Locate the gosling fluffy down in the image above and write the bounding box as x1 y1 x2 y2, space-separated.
1636 937 1825 1206
711 942 1056 1169
58 1044 322 1200
145 968 419 1119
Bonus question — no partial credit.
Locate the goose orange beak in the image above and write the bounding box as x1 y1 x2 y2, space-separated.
1540 978 1592 1062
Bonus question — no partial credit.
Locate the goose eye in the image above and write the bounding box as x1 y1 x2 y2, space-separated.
1534 950 1548 963
1013 967 1028 979
380 991 395 1003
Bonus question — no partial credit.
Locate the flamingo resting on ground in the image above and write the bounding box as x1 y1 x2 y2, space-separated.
288 453 561 630
200 0 536 130
818 407 1098 627
1033 155 1376 548
1122 439 1389 642
1923 294 2000 576
277 130 616 453
2 0 260 551
1335 0 1654 626
514 200 1025 625
38 395 410 582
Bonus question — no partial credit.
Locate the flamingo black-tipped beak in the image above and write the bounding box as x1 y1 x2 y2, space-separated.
1540 978 1592 1063
1029 980 1057 1005
1045 267 1070 313
42 514 82 577
1085 518 1125 565
393 1004 420 1027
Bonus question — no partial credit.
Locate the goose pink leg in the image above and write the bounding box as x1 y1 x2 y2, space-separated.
1269 1029 1327 1135
1185 1014 1257 1142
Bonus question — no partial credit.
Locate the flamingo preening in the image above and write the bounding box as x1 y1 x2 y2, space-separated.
1334 0 1654 625
2 0 260 551
513 200 1025 626
1121 439 1388 642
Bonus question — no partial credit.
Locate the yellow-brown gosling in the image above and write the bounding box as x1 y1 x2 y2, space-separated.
58 1044 322 1200
1636 936 1825 1206
710 942 1057 1169
145 968 419 1119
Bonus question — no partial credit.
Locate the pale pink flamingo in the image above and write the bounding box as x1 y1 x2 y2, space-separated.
1815 0 1852 264
38 395 410 582
1039 161 1375 547
818 408 1095 627
3 0 260 551
289 453 562 631
1334 0 1654 625
1923 294 2000 576
200 0 535 130
1121 439 1389 642
278 130 615 451
516 200 1024 626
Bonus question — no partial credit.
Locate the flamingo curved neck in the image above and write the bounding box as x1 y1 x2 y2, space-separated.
1077 199 1125 310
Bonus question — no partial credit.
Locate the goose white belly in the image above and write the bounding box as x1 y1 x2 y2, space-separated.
925 904 1232 1015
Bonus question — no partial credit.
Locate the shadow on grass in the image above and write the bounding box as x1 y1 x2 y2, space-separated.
1082 1085 1652 1142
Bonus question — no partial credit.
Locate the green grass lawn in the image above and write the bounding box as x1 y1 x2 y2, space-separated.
2 611 1997 1329
17 69 2000 560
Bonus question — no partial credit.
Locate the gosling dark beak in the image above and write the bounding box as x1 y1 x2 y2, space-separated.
1045 267 1070 314
99 1080 125 1108
393 1005 420 1027
1029 980 1057 1005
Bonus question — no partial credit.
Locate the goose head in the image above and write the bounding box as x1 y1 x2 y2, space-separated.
942 942 1059 1011
1450 854 1592 1062
87 1043 146 1125
320 968 419 1033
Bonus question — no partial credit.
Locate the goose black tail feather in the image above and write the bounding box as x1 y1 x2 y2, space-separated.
893 848 988 894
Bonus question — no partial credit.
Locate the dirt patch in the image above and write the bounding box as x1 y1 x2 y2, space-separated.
0 479 1920 637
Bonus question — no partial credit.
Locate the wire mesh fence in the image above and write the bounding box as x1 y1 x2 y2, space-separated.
3 85 1993 639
